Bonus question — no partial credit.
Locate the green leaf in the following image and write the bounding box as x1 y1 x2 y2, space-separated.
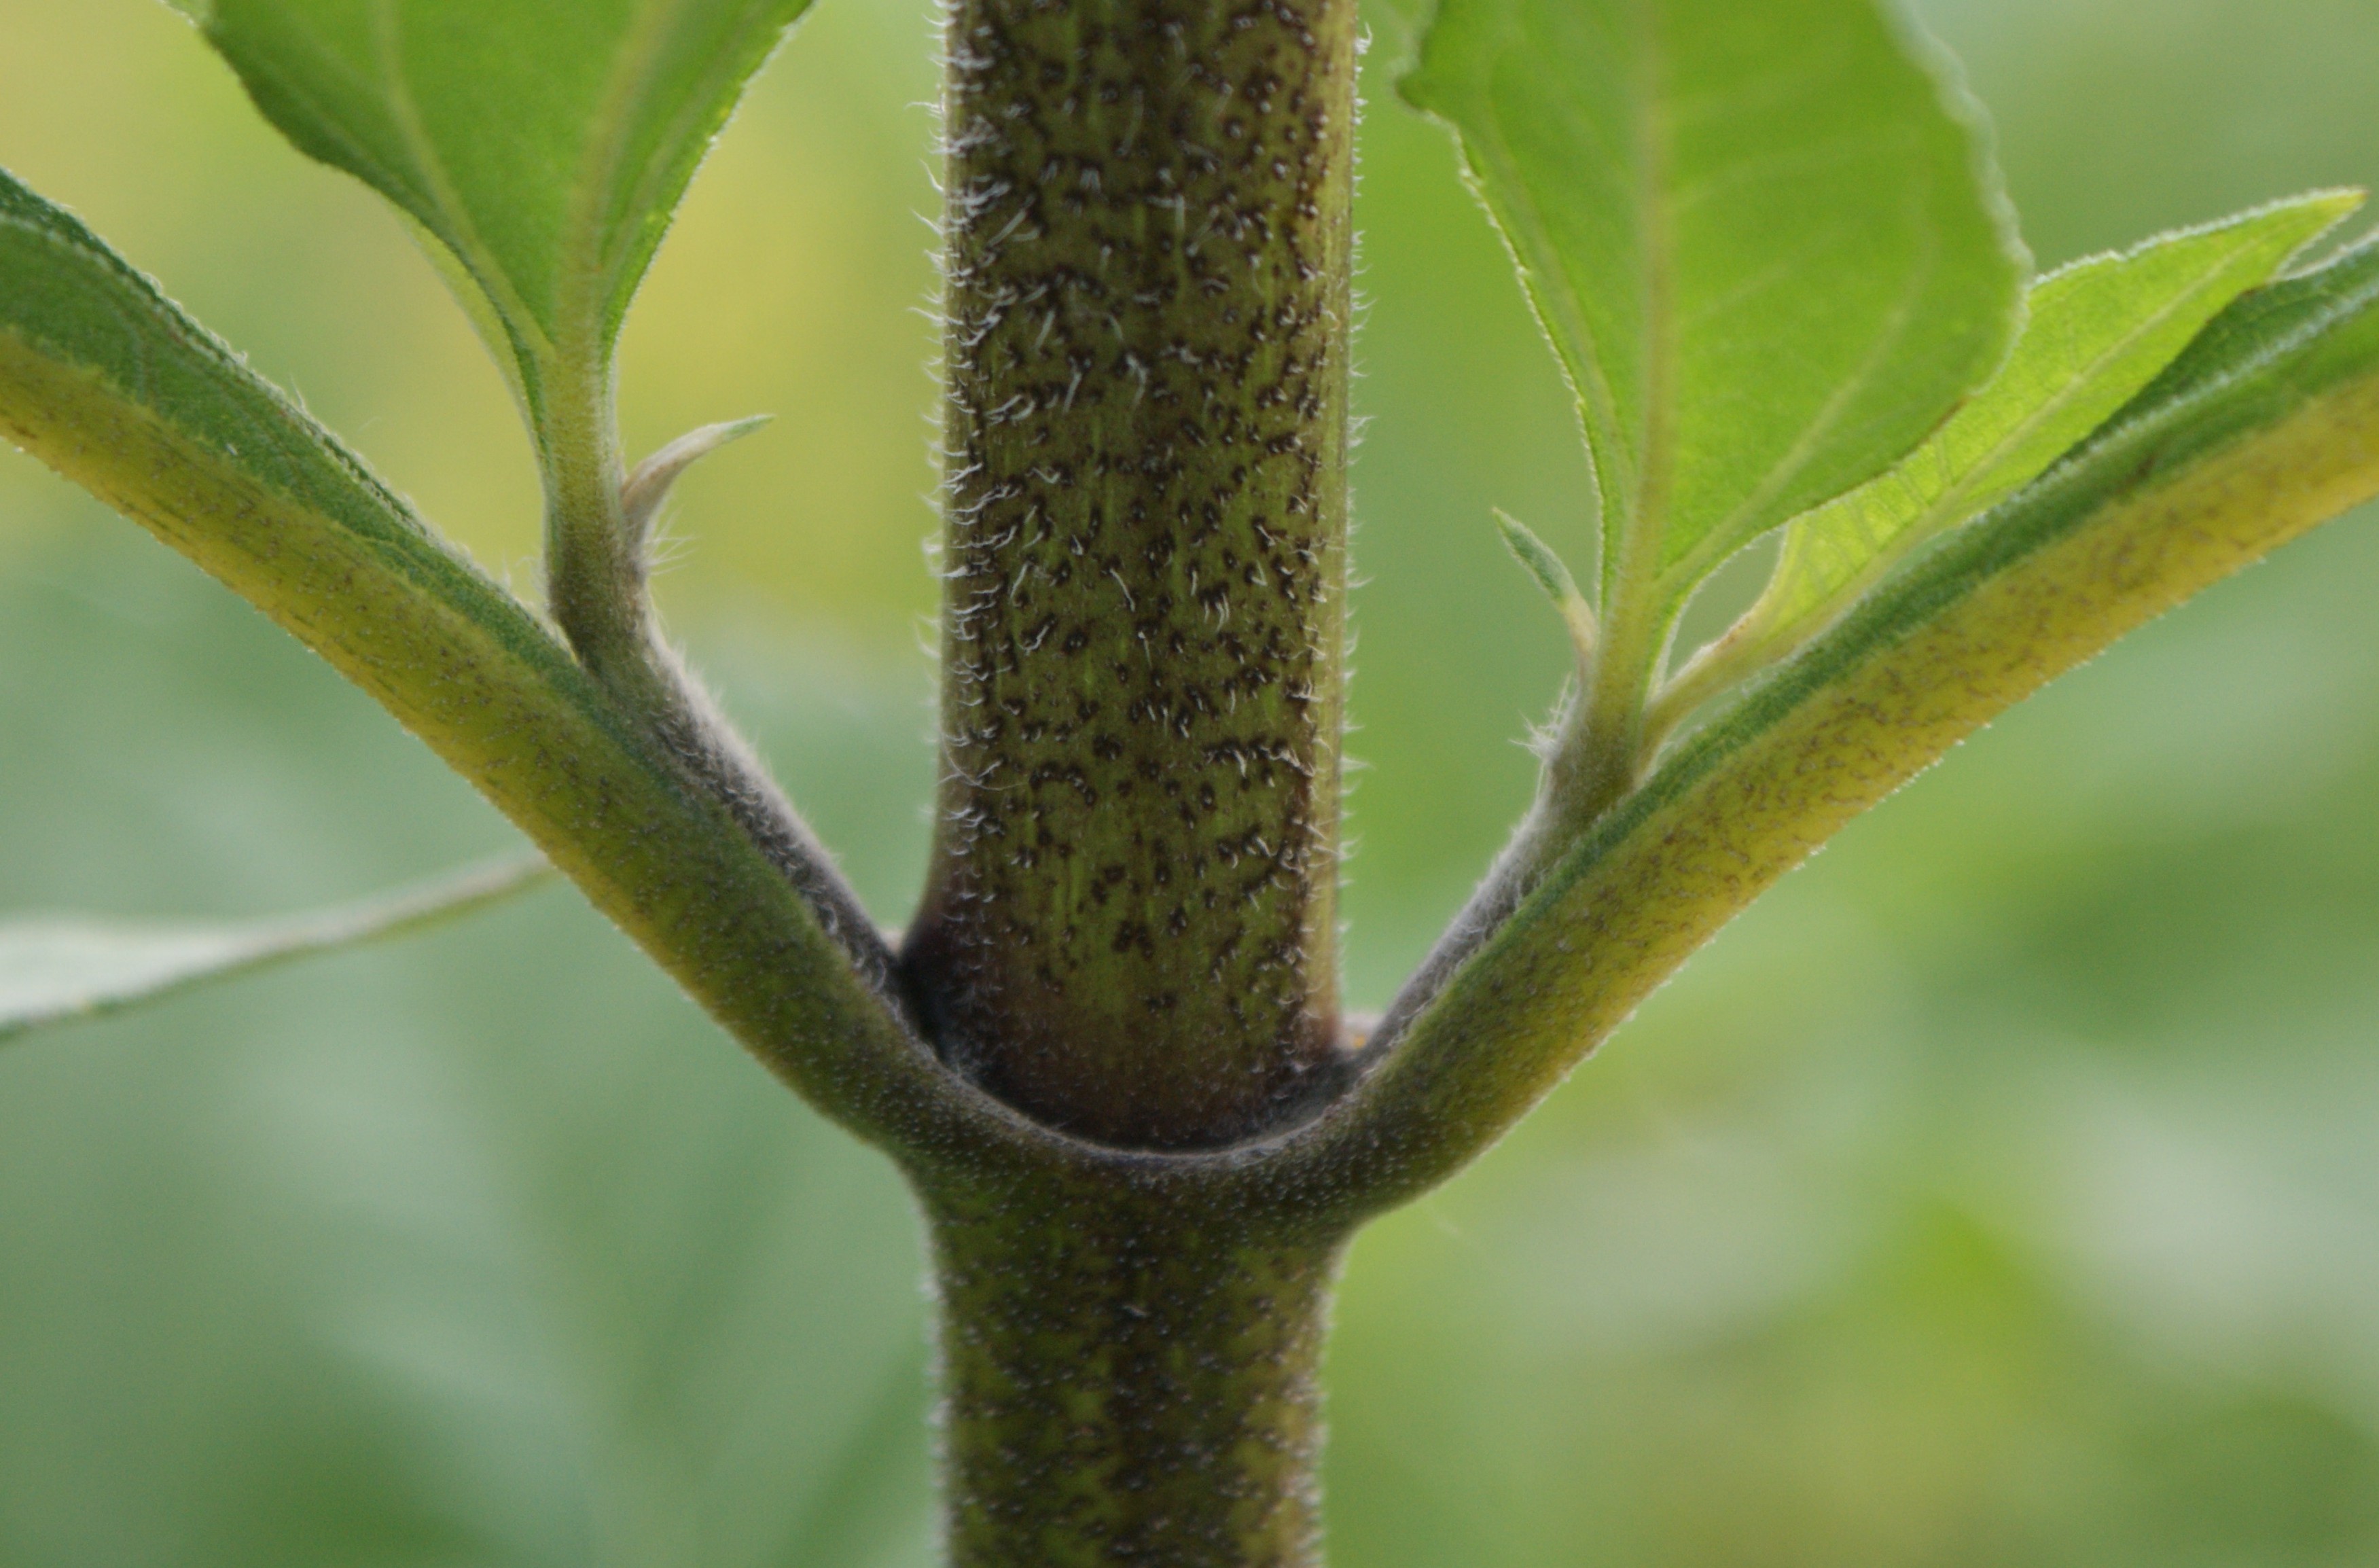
1312 234 2379 1215
0 163 946 1149
1493 509 1596 656
0 857 552 1043
1665 191 2364 719
185 0 813 432
0 166 461 584
1401 0 2026 605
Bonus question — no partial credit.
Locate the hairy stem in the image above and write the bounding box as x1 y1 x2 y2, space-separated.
539 354 643 690
535 355 900 994
904 0 1359 1150
921 1169 1346 1566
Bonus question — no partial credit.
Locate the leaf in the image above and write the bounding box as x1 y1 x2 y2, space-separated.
184 0 814 431
0 857 552 1043
0 545 937 1561
621 413 771 548
1310 234 2379 1215
1667 191 2364 714
0 166 464 587
1493 509 1596 656
1402 0 2026 605
0 164 942 1147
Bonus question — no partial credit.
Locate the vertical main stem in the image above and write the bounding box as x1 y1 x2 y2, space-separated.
923 1175 1347 1567
907 0 1359 1150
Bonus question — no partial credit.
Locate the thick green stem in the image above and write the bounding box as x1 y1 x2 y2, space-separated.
921 1169 1347 1567
906 0 1359 1150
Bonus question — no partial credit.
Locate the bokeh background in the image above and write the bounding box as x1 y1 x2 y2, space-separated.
5 0 2379 1561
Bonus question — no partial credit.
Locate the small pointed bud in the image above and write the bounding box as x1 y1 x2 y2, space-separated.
621 415 772 550
1493 510 1596 660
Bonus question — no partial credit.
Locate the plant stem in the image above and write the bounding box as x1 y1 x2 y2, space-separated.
921 1170 1348 1567
539 353 640 691
906 0 1359 1150
1546 592 1663 833
1361 558 1673 1054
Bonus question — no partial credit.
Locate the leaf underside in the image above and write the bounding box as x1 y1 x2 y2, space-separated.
1403 0 2027 601
0 855 552 1042
184 0 812 423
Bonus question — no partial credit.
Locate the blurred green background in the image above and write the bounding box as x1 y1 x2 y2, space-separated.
5 0 2379 1561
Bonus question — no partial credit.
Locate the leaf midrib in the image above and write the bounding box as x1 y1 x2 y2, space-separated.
563 0 693 361
1618 0 1675 618
1666 170 1942 592
362 1 552 369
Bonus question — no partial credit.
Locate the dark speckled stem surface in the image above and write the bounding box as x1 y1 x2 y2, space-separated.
922 1169 1348 1567
905 0 1357 1151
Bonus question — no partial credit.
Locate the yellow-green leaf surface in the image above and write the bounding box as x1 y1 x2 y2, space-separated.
1401 0 2026 603
1 857 551 1043
171 0 811 426
1668 190 2364 717
1312 235 2379 1213
0 164 942 1147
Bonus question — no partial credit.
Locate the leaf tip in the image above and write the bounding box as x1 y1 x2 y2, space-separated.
622 415 774 544
1494 510 1594 658
2282 186 2371 263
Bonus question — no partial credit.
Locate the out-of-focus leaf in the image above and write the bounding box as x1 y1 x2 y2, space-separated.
1667 191 2363 716
0 533 939 1565
1401 0 2026 603
0 856 550 1042
181 0 812 428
